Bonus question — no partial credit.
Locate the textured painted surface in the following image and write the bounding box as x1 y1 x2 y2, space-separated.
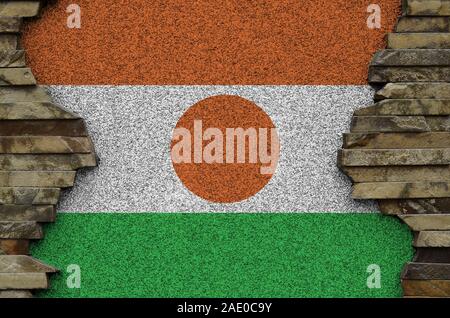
171 95 278 203
46 85 377 213
32 213 413 298
22 0 401 85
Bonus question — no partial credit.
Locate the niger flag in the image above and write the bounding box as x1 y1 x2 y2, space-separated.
23 0 412 297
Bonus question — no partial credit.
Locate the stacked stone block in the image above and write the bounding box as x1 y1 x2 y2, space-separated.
339 0 450 297
0 1 96 297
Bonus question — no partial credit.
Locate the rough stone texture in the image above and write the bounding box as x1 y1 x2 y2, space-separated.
353 182 450 199
402 262 450 280
0 1 42 18
0 205 55 222
0 34 18 51
344 132 450 149
354 99 450 116
0 86 52 103
0 187 59 205
341 166 450 183
0 171 75 187
388 33 450 49
0 119 87 136
0 17 21 33
0 290 32 298
0 154 97 171
396 17 450 32
0 1 96 296
339 149 450 166
353 116 450 132
379 199 450 215
402 280 450 297
0 136 92 154
0 222 43 239
375 83 450 99
406 0 450 16
0 255 56 289
415 231 450 247
0 50 26 68
0 273 47 290
0 240 29 255
0 68 36 86
0 102 79 119
369 66 450 83
351 116 431 132
341 1 450 298
400 214 450 230
0 255 57 273
372 49 450 66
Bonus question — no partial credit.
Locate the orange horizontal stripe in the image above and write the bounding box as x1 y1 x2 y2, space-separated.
22 0 401 85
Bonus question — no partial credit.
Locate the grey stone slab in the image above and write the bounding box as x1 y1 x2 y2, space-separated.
415 231 450 247
400 214 450 230
0 34 18 51
0 68 35 86
371 50 450 66
0 171 76 187
0 187 60 205
0 17 21 33
341 166 450 182
0 101 79 119
0 273 48 290
351 116 450 132
353 182 450 199
369 66 450 83
344 132 450 149
0 290 32 298
0 1 42 17
0 255 57 273
375 83 450 100
0 222 43 239
351 116 431 132
339 149 450 166
379 198 450 215
0 136 92 154
388 33 450 49
0 86 52 103
0 205 55 222
354 99 450 116
0 50 26 68
406 0 450 16
396 17 450 32
0 255 58 274
0 154 97 171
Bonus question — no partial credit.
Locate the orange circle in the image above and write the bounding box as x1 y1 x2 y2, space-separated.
171 95 279 203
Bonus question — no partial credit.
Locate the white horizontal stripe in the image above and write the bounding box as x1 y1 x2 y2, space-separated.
46 85 377 213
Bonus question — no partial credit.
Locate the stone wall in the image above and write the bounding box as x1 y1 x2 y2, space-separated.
339 0 450 298
0 1 96 298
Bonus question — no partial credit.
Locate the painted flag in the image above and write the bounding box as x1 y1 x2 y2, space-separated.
23 0 412 297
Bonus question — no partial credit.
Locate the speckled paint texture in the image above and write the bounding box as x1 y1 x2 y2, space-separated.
45 85 378 213
33 213 413 298
15 0 412 299
171 95 279 203
23 0 401 85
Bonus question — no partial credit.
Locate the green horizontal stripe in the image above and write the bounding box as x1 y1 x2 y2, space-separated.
32 213 413 298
